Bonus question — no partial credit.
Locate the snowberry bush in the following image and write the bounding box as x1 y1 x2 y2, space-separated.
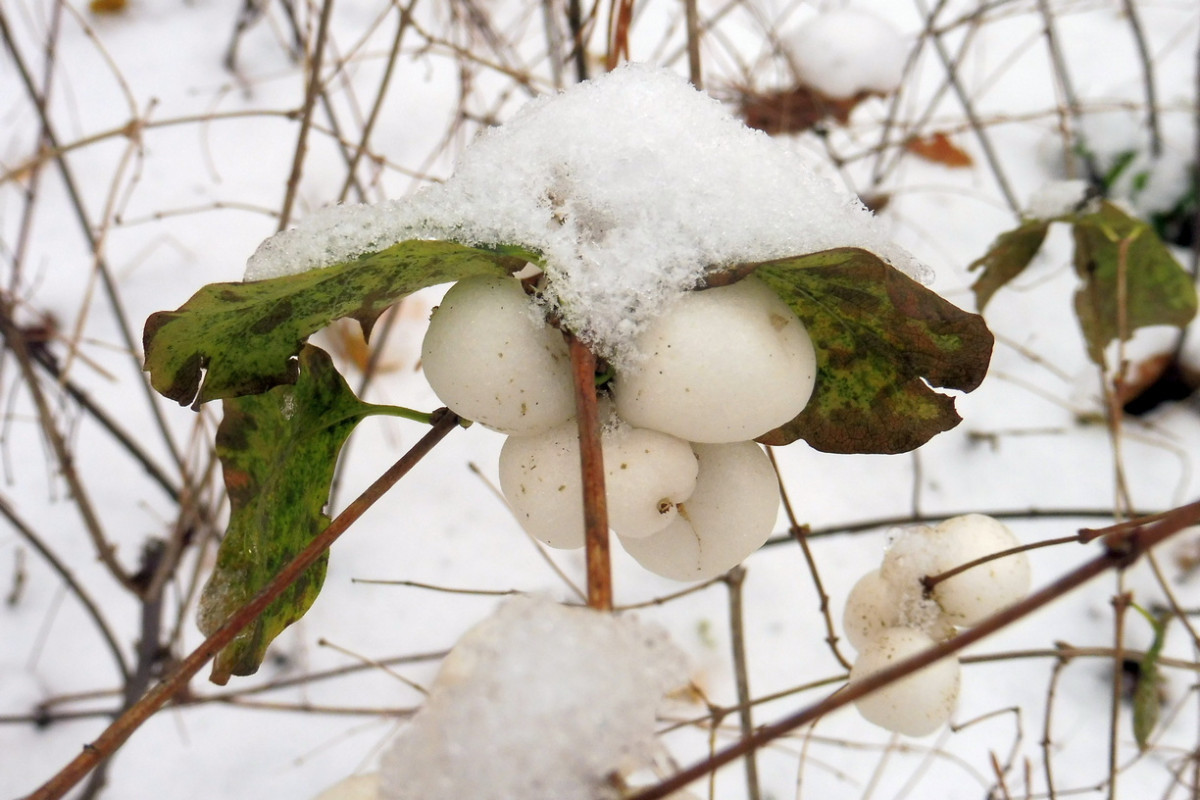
126 62 1014 800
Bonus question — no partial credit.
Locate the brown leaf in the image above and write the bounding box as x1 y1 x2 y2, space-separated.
740 85 868 136
905 132 973 168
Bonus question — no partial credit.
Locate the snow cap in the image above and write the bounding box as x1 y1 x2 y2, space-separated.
378 596 688 800
247 64 916 364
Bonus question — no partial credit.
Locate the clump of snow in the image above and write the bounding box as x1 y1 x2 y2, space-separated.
787 10 908 99
1025 180 1094 220
378 596 688 800
246 64 917 365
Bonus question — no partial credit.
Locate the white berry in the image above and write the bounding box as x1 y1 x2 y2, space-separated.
421 275 575 435
612 276 817 443
849 627 960 737
843 569 902 651
498 419 700 549
929 514 1031 626
603 425 699 539
618 441 779 581
498 420 585 549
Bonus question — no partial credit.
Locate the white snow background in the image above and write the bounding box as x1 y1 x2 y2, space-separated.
2 1 1200 799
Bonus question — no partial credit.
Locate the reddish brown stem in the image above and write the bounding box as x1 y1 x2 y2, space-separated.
627 500 1200 800
568 333 612 611
23 410 460 800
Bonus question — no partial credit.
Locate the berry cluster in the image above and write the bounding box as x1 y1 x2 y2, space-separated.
420 274 818 581
843 514 1032 736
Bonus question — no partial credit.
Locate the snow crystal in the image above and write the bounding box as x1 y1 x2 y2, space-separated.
245 64 917 365
1025 180 1095 220
787 10 908 99
378 596 688 800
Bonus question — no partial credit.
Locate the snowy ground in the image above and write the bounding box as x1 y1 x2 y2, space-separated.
2 1 1200 798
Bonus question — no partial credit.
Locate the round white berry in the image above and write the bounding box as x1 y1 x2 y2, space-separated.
498 420 585 549
929 514 1031 626
612 276 817 443
421 275 575 435
843 569 902 651
618 441 779 581
498 419 700 549
603 425 699 540
849 627 960 737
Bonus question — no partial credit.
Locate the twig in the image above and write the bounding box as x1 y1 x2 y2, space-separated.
683 0 702 89
1109 591 1131 800
567 333 611 611
0 494 129 682
724 566 761 800
626 501 1200 800
766 448 852 670
6 0 62 290
760 507 1159 548
336 0 419 203
352 577 521 597
1041 648 1067 800
922 534 1088 594
22 410 460 800
0 295 137 592
1120 0 1161 158
24 339 179 502
465 461 587 602
1035 0 1102 184
913 0 1019 213
566 0 589 82
277 0 338 231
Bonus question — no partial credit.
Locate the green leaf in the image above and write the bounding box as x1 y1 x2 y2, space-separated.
967 219 1052 312
1071 202 1198 366
197 345 402 684
717 248 994 454
144 240 534 406
1130 603 1168 752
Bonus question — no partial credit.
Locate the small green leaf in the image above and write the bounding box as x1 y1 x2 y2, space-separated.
967 219 1051 312
198 345 406 684
144 240 534 406
1071 202 1197 366
1130 603 1169 751
719 248 993 454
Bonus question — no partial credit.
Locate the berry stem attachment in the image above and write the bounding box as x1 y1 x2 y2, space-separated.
568 332 612 611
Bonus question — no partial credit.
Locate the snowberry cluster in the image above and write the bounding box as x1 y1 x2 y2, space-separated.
420 273 818 581
843 514 1032 736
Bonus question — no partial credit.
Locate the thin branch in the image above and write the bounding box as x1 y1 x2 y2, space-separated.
1035 0 1102 184
25 340 178 502
0 494 129 682
566 0 589 82
1120 0 1161 157
724 566 760 800
568 333 611 611
683 0 702 88
336 0 420 203
913 0 1020 213
760 506 1158 548
0 296 137 592
277 0 338 231
767 448 852 670
22 410 460 800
